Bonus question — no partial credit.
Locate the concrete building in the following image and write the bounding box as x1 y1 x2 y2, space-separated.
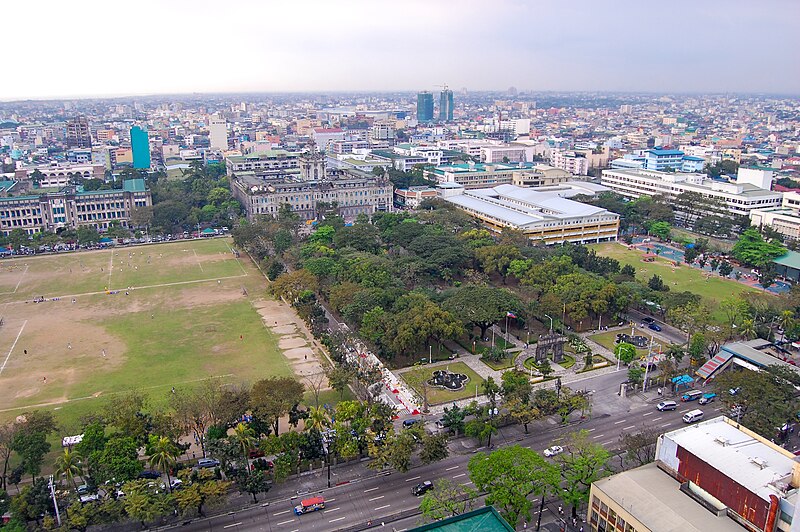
0 179 152 235
550 149 590 175
427 162 577 190
439 183 619 245
225 151 301 177
394 186 438 209
66 116 92 148
15 162 105 188
208 114 228 151
588 416 800 532
644 148 685 171
601 168 782 221
231 169 392 222
750 207 800 241
480 145 528 164
311 128 346 151
439 88 454 122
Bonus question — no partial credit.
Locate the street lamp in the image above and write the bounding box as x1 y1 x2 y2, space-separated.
543 314 554 333
486 407 499 448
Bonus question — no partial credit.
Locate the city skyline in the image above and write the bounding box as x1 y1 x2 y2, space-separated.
3 0 799 101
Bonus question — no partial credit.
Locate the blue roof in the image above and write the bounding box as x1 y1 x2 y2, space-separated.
647 149 684 156
682 156 704 161
122 179 146 192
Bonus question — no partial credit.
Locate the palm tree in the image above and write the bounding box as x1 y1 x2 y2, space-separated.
739 318 756 340
149 436 178 491
306 406 330 433
779 310 795 342
231 423 257 476
54 448 83 490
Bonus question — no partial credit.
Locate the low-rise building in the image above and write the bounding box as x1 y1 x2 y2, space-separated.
427 162 575 190
588 416 800 532
394 186 438 208
225 150 301 177
601 168 782 221
438 183 619 245
15 162 105 188
0 179 152 235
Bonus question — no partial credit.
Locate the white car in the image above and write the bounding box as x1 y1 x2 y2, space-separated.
544 445 564 457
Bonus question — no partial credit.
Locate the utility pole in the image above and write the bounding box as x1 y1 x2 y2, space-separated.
49 475 61 527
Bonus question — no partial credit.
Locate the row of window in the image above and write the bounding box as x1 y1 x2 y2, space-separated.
591 496 637 532
76 202 126 212
1 218 43 227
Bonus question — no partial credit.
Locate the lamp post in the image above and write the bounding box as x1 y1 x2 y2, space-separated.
544 314 554 333
486 407 499 448
429 345 432 364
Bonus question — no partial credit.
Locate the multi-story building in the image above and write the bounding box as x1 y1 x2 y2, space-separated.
601 168 782 221
15 162 105 188
481 145 528 163
439 183 619 245
208 114 228 151
426 162 574 190
644 148 685 171
312 128 346 151
130 126 150 170
588 416 800 532
66 116 92 148
439 88 454 122
750 190 800 241
0 179 152 235
416 92 434 123
225 150 301 177
231 168 393 221
394 186 438 208
550 149 590 175
329 139 370 155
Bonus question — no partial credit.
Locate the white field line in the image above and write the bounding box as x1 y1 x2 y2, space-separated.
0 320 27 377
193 250 205 273
106 249 114 288
0 265 30 295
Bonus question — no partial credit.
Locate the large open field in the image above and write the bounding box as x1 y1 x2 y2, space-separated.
590 242 760 321
0 238 315 433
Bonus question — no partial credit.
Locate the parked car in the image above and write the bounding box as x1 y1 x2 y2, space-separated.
657 401 678 411
648 323 662 332
170 479 184 490
729 387 741 396
412 480 434 496
137 470 161 480
543 445 564 457
642 317 655 324
698 393 716 405
248 448 265 459
402 419 420 429
197 458 220 469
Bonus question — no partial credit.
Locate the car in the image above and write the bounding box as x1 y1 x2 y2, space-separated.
729 387 741 396
543 445 564 457
170 479 184 490
197 458 220 469
681 390 703 402
698 393 716 405
648 323 662 332
412 480 434 496
642 317 655 324
657 401 678 411
137 470 161 480
79 494 100 504
294 496 325 515
76 484 90 495
248 449 265 459
402 419 420 429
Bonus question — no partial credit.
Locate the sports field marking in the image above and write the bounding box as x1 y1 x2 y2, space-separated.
193 249 205 273
0 372 236 414
106 248 114 287
0 264 29 295
0 319 27 377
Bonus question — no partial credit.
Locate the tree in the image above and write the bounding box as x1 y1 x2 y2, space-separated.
719 261 733 277
325 365 355 400
419 478 477 521
305 406 329 433
501 370 533 404
173 468 231 517
12 431 50 482
556 430 611 518
440 405 466 436
250 377 305 436
419 433 449 464
367 429 418 473
468 445 559 527
475 245 524 284
103 391 149 444
688 333 708 365
619 426 660 467
614 342 636 365
10 478 53 526
122 479 172 527
648 221 671 240
538 358 553 378
627 365 644 386
507 398 540 434
54 448 83 489
732 228 786 267
647 274 669 292
443 285 522 340
236 469 270 503
0 423 18 491
270 269 319 303
97 436 142 483
149 436 179 491
7 229 28 252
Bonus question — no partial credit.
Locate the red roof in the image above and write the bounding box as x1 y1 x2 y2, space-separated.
301 496 324 506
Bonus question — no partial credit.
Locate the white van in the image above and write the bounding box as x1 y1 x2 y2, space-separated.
683 409 704 423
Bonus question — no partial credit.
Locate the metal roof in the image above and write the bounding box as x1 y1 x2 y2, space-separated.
773 251 800 271
409 506 514 531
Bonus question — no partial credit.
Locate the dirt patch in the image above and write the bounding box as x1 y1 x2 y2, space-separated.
278 336 307 349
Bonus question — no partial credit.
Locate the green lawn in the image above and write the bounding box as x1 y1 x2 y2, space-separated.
480 355 516 371
590 242 759 321
589 328 659 357
400 362 486 405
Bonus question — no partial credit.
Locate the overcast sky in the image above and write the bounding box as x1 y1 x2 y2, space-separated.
3 0 799 100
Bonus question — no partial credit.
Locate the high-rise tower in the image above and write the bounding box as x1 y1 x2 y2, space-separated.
66 116 92 148
439 87 454 122
130 126 150 169
416 92 434 123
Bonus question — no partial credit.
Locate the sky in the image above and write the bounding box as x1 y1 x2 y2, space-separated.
3 0 799 100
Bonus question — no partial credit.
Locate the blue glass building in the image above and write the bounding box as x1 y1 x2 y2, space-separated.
130 126 150 169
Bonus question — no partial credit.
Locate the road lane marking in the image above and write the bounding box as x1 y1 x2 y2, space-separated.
273 510 290 516
460 481 473 486
643 412 654 417
276 520 295 526
453 473 466 478
622 425 635 431
405 476 421 482
587 428 596 432
329 517 346 523
364 487 380 492
601 440 615 446
592 434 605 439
662 423 672 427
652 417 663 421
369 495 385 502
223 524 242 529
445 466 459 471
325 507 340 513
327 498 336 502
614 419 626 424
375 504 391 510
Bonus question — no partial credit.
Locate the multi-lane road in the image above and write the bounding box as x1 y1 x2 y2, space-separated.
173 369 723 532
